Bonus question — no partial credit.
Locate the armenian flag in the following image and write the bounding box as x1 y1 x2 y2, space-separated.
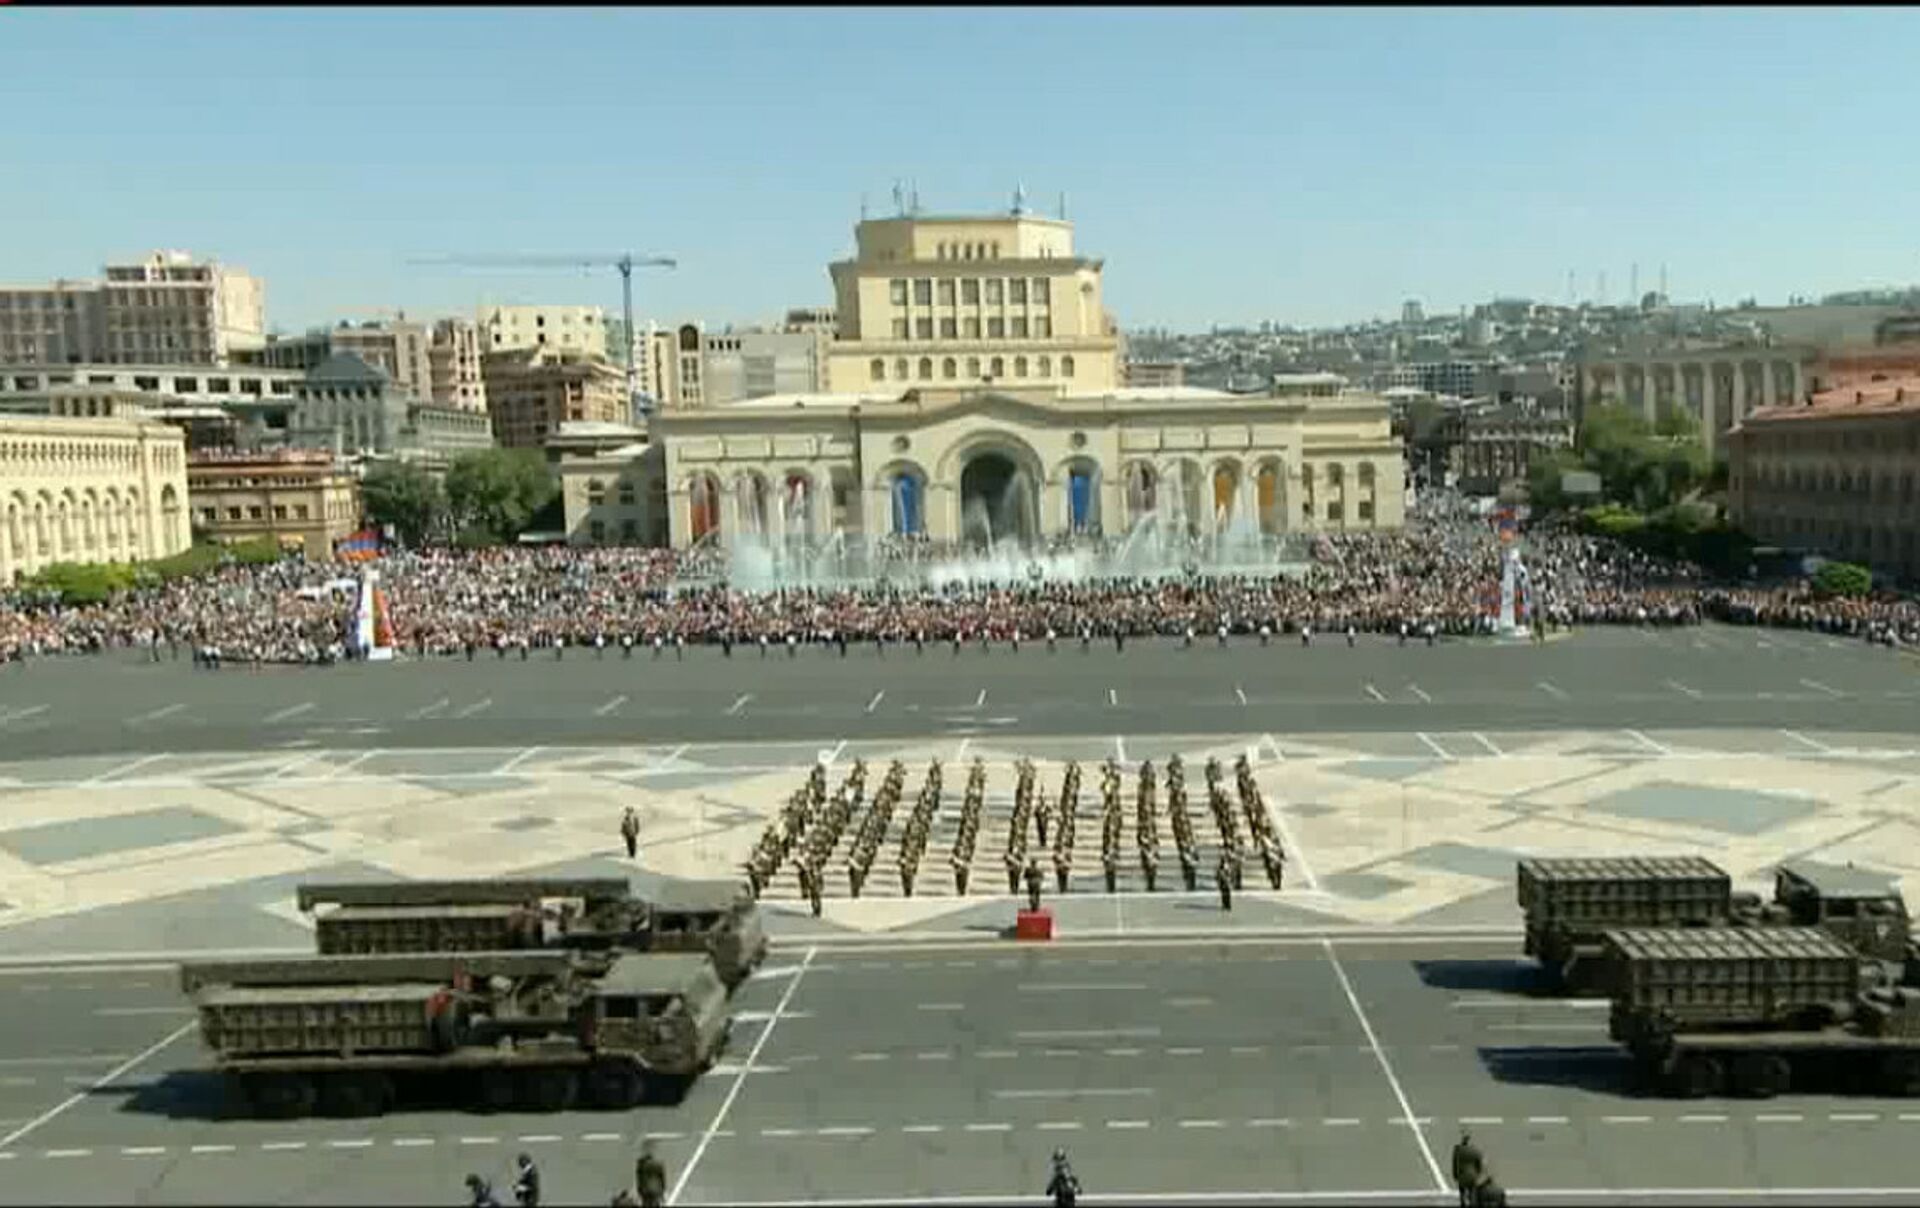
335 529 383 563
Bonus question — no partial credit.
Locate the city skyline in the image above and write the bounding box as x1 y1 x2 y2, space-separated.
6 7 1920 333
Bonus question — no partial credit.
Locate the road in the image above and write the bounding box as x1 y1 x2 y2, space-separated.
1 938 1918 1205
1 624 1914 759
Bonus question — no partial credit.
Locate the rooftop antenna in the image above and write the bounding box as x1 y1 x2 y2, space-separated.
860 192 869 221
1631 262 1640 304
891 180 906 217
910 180 921 216
1659 263 1668 299
1059 191 1068 220
1012 183 1027 216
1566 269 1575 306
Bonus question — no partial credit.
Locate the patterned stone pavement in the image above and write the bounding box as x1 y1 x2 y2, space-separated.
2 726 1918 956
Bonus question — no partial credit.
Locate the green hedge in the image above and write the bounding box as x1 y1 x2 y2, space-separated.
22 537 292 603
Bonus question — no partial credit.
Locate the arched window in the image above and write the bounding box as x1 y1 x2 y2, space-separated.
966 356 981 378
990 356 1005 378
1060 355 1075 379
894 358 909 380
890 472 923 535
917 357 933 380
941 358 957 380
1014 356 1028 378
870 358 885 382
1037 355 1052 377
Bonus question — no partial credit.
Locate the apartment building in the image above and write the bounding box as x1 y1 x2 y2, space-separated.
0 250 265 367
482 346 627 449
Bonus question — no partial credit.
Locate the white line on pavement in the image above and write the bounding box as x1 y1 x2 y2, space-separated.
725 694 751 716
1263 733 1287 763
92 1007 190 1018
1407 684 1433 704
1780 728 1835 754
1107 687 1118 706
82 753 171 785
975 688 987 708
953 737 971 763
1016 1027 1161 1041
1235 686 1248 706
129 703 186 724
407 698 451 720
455 698 493 718
1018 983 1148 993
1323 939 1447 1194
1624 729 1672 756
668 945 817 1207
1801 678 1845 698
1665 679 1704 699
1415 732 1452 760
821 740 847 767
651 743 689 774
329 749 380 780
916 1003 964 1011
0 705 49 725
595 695 630 717
993 1088 1153 1099
1536 681 1569 700
494 746 544 775
0 1020 194 1153
264 702 315 724
1363 683 1387 703
866 691 885 714
1114 736 1128 764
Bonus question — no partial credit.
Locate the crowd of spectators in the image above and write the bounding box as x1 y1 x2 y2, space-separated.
4 500 1916 665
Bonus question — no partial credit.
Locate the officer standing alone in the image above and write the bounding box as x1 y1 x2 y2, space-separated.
620 807 640 860
634 1140 668 1208
1451 1130 1484 1208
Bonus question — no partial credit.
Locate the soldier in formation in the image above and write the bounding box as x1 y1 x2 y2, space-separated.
1167 756 1200 891
952 757 986 895
1204 758 1246 891
791 760 865 916
897 758 941 897
845 760 905 898
1005 758 1039 893
1099 759 1124 892
1135 761 1161 892
1233 755 1287 889
1052 761 1081 893
633 1140 668 1208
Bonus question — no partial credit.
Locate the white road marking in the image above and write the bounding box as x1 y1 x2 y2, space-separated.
760 1128 805 1137
995 1087 1155 1100
189 1144 235 1154
1526 1115 1570 1125
0 704 49 725
818 1125 874 1137
1801 678 1845 698
596 695 630 717
1536 681 1568 700
1679 1113 1728 1123
1259 740 1319 891
1665 680 1703 699
963 1122 1012 1132
1179 1119 1225 1129
122 1145 168 1155
1470 732 1504 758
1602 1115 1650 1124
329 749 380 780
0 1020 194 1153
866 691 885 714
1016 1027 1160 1041
1019 983 1148 993
1487 1023 1607 1033
1755 1113 1803 1123
1781 729 1836 754
328 1138 375 1149
1105 1119 1151 1130
1453 998 1609 1010
1248 1117 1292 1128
1323 1117 1362 1127
978 1050 1018 1060
1108 688 1118 706
1458 1116 1504 1125
0 1055 134 1067
82 753 171 785
669 945 817 1206
1037 1121 1082 1131
1166 1047 1203 1056
724 694 751 716
1263 733 1287 762
1114 735 1128 764
1408 684 1433 704
1325 939 1446 1193
852 1052 889 1062
494 747 543 775
1104 1048 1143 1057
1830 1112 1880 1122
265 701 315 724
917 1002 964 1011
92 1007 190 1018
651 743 690 773
1415 732 1452 760
458 1137 499 1146
1235 686 1248 706
1624 729 1672 756
953 736 971 762
975 689 988 709
821 740 847 767
407 697 450 720
455 698 493 718
915 1052 952 1062
1363 683 1387 703
393 1137 436 1147
129 703 186 724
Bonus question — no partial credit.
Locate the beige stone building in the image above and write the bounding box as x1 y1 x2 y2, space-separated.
185 449 362 555
0 415 191 584
1124 361 1186 390
654 384 1405 549
646 322 827 409
1449 407 1575 495
823 202 1121 395
1727 377 1920 583
0 250 265 367
483 347 628 449
553 429 667 547
479 305 610 358
1576 345 1821 458
428 318 488 413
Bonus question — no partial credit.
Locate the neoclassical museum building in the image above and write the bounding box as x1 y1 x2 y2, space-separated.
638 201 1406 550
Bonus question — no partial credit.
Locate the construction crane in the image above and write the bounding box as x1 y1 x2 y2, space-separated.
408 252 677 407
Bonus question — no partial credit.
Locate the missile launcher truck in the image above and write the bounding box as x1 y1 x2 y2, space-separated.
1517 857 1913 991
180 949 733 1119
1600 925 1920 1099
295 877 769 990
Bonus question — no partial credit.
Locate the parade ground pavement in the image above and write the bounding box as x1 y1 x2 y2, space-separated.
0 624 1917 1203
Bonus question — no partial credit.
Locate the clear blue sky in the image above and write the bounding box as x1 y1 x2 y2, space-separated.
5 7 1917 333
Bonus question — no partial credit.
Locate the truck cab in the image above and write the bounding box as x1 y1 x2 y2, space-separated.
1773 861 1912 963
643 881 768 988
590 954 732 1077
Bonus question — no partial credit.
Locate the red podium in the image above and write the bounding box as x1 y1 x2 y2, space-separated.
1015 909 1054 941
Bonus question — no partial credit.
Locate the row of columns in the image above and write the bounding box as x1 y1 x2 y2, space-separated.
1580 358 1809 457
0 496 168 584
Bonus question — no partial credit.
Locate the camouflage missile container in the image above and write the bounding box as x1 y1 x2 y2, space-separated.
1517 856 1733 990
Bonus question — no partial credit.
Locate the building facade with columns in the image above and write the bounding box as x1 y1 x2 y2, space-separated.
1574 345 1820 458
0 414 191 584
1727 377 1920 584
653 384 1405 550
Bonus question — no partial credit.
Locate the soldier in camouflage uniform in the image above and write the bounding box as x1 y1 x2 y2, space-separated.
1136 761 1160 892
1051 761 1080 893
1099 759 1124 893
1167 756 1199 891
1006 758 1038 893
952 758 986 895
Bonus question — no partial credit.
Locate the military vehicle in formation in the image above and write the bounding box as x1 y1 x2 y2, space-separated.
1600 925 1920 1099
295 877 769 989
180 949 732 1119
1517 857 1913 991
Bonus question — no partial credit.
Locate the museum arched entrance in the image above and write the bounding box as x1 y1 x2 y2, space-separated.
958 450 1038 548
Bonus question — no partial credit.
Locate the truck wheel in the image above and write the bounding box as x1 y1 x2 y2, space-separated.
645 1072 693 1106
584 1063 645 1110
1667 1054 1724 1099
1730 1054 1790 1099
1881 1053 1920 1097
243 1073 314 1120
520 1068 579 1113
317 1072 389 1118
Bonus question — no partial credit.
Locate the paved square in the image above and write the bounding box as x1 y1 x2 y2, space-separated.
1592 780 1819 836
0 805 240 866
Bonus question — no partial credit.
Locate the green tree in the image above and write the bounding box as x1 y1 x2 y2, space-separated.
361 460 446 547
443 448 556 544
1813 561 1873 598
25 560 137 605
